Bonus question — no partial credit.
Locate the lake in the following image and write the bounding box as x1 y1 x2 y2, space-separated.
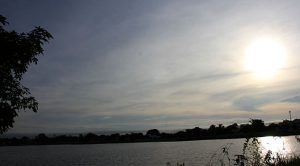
1 136 300 166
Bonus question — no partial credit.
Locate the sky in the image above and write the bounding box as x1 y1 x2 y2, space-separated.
2 0 300 134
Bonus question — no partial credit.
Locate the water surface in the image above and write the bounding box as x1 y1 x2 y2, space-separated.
1 136 300 166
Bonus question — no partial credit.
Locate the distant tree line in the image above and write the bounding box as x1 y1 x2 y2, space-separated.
1 119 300 146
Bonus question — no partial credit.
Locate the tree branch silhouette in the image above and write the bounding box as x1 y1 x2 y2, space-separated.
0 15 52 134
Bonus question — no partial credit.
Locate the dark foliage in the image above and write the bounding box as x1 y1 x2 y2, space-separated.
146 129 160 136
0 15 52 134
2 118 300 146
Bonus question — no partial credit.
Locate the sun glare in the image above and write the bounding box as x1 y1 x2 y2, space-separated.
259 136 291 156
244 38 286 79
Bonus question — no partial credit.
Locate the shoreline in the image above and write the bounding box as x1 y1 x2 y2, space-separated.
1 132 299 147
2 119 300 146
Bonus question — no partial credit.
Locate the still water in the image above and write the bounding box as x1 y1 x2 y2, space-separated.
1 136 300 166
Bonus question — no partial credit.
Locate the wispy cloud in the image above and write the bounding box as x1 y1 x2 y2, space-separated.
281 95 300 103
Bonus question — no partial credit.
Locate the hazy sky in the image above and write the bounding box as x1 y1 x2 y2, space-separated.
2 0 300 134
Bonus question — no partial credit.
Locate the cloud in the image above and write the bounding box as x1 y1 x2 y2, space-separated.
4 1 300 134
232 95 278 112
233 96 262 111
281 95 300 103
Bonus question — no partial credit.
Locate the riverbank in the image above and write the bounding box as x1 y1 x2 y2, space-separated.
1 119 300 146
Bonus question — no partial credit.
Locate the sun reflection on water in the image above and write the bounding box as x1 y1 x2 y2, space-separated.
259 136 291 156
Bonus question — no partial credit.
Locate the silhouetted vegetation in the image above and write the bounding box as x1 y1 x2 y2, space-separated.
0 15 52 134
2 119 300 146
204 137 300 166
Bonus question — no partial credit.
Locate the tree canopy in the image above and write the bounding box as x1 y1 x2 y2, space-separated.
0 15 52 134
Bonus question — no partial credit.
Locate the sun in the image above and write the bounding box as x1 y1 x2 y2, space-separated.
244 38 286 79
